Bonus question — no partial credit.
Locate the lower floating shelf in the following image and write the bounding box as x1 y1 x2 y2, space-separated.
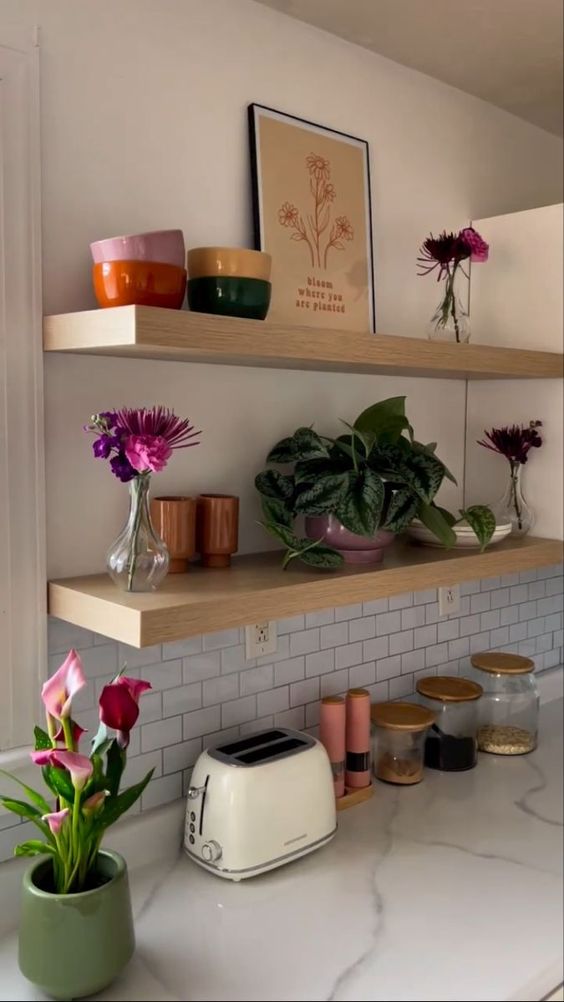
47 536 563 649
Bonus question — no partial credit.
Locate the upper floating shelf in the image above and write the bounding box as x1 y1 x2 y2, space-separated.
48 536 563 648
43 306 563 380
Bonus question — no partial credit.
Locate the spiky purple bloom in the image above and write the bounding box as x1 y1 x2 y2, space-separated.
478 421 543 465
86 406 200 482
417 226 488 279
114 407 200 450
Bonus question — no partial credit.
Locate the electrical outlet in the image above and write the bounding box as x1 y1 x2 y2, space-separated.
439 585 461 617
245 621 277 659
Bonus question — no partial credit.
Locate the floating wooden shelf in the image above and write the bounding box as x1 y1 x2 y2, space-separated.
48 536 563 648
43 306 563 380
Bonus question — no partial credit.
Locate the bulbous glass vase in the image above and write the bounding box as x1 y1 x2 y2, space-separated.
491 461 534 536
106 474 169 591
427 266 470 343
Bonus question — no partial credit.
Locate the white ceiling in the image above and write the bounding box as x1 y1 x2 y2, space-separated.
257 0 564 136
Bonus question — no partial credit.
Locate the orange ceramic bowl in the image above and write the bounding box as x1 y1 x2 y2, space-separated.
92 260 187 309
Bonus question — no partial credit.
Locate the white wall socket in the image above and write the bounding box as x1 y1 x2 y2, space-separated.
438 585 461 617
245 621 277 659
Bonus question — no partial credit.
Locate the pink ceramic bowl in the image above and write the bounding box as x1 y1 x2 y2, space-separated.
90 229 185 267
305 515 396 565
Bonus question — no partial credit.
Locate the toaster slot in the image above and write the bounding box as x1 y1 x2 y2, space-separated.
217 730 287 756
237 737 305 764
210 726 315 767
199 775 209 837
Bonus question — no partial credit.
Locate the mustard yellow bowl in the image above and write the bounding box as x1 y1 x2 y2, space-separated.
187 246 272 281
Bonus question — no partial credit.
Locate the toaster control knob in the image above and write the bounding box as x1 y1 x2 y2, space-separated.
201 840 222 863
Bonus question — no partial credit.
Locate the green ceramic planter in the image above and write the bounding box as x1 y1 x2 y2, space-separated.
18 850 135 1000
187 275 271 320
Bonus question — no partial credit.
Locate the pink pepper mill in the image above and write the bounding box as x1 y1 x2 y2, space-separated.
345 688 371 788
319 696 346 798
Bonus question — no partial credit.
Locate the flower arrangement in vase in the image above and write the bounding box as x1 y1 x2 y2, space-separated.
0 650 153 999
85 406 200 591
478 420 543 535
255 396 496 568
418 226 489 342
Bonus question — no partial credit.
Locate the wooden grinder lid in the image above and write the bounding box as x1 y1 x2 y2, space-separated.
470 652 535 675
371 701 436 732
416 675 483 702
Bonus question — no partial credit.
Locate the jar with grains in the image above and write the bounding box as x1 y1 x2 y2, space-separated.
470 652 539 755
416 676 483 771
371 702 436 785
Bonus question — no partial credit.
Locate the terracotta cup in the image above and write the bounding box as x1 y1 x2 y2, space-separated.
150 497 197 573
197 494 239 568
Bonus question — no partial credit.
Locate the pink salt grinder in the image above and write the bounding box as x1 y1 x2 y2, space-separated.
345 688 371 789
319 696 346 798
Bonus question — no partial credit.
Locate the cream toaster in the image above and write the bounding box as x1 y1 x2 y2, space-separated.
183 727 337 880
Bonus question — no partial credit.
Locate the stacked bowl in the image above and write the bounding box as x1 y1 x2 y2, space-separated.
187 247 272 320
91 230 186 309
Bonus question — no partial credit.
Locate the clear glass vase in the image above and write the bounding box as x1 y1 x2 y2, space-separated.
106 474 169 591
427 265 470 343
492 461 534 536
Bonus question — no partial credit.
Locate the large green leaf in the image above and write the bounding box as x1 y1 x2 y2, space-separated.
294 457 348 485
298 545 344 569
97 770 154 829
393 452 446 503
42 765 75 804
254 469 294 501
266 435 299 464
261 497 293 527
34 726 52 751
409 439 457 485
294 473 349 515
336 469 385 536
0 769 52 815
382 489 419 532
418 503 457 548
354 397 411 446
459 505 496 552
14 840 55 858
292 427 330 461
105 739 126 798
0 795 42 820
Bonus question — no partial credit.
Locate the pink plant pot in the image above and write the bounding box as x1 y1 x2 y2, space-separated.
90 229 185 267
305 515 396 565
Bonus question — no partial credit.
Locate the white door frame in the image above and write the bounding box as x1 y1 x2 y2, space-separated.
0 26 45 754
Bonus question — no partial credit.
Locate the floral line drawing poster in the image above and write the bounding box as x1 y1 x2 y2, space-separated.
248 104 375 332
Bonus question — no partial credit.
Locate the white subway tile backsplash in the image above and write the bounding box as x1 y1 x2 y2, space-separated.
538 595 564 616
275 707 305 729
389 630 414 656
448 637 470 660
240 715 274 735
401 649 425 674
510 584 528 604
290 678 319 706
141 659 183 691
365 681 389 702
290 629 320 656
425 643 449 668
277 614 305 634
141 772 183 811
544 613 563 632
461 580 481 595
274 657 305 686
239 664 274 696
401 605 426 630
389 592 413 611
500 572 520 587
509 622 528 643
183 651 221 682
414 625 437 648
490 588 510 609
256 634 291 666
320 669 349 697
469 632 491 654
124 749 163 784
518 601 537 621
349 662 376 687
183 705 220 740
490 626 510 648
363 597 389 615
320 622 349 649
203 675 239 706
305 608 334 628
334 603 364 621
413 588 436 604
257 687 288 717
221 695 257 727
203 628 240 651
142 716 182 753
528 580 546 600
389 674 414 699
377 655 402 680
335 642 363 670
459 614 481 637
163 738 201 775
221 644 251 674
500 606 519 626
519 569 537 584
162 636 202 660
48 619 94 654
305 649 335 677
481 576 501 591
349 617 376 643
118 643 163 669
362 636 389 662
481 610 501 631
138 691 163 723
545 575 564 596
376 611 402 635
305 701 320 727
162 683 201 717
437 619 459 643
470 593 490 614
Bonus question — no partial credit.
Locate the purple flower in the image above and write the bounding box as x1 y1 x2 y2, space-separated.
110 452 137 482
417 230 471 280
93 435 115 459
478 421 543 465
114 407 201 451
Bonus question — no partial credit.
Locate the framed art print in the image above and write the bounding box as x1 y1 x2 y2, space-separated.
248 103 375 332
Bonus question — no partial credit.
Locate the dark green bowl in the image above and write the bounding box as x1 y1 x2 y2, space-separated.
187 276 271 320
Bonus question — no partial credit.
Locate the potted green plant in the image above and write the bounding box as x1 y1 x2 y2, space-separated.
0 650 154 1000
255 396 495 567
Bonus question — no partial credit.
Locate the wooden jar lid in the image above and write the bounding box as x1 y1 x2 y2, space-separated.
371 701 436 732
470 651 535 675
416 675 483 702
347 688 370 699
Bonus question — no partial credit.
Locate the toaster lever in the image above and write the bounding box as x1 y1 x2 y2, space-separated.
187 785 206 800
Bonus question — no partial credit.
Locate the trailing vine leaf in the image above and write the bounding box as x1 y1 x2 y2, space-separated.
266 435 299 464
294 457 347 484
294 473 349 515
408 439 457 485
393 451 446 503
459 505 496 552
432 504 457 527
259 520 301 550
382 489 419 532
261 497 293 528
336 468 384 536
298 545 344 569
292 427 330 460
255 469 294 501
418 503 457 548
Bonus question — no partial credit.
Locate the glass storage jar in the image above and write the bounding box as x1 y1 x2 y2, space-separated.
416 676 483 771
371 702 436 785
470 652 539 755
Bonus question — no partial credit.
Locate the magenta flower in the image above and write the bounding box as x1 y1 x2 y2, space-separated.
41 649 86 722
99 675 152 747
32 749 93 790
42 808 70 836
461 226 489 263
124 434 173 473
82 790 107 814
114 406 201 451
478 421 542 465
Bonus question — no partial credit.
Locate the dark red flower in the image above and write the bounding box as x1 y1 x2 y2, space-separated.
417 230 471 279
99 676 151 747
54 720 86 749
478 421 543 465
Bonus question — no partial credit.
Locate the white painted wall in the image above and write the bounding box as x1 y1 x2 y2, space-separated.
1 0 563 576
465 205 563 539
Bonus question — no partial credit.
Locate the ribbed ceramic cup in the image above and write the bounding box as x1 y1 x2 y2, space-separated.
150 496 197 572
197 494 239 568
18 850 134 1000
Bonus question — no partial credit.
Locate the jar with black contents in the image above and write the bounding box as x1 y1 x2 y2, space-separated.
470 652 539 755
416 676 483 771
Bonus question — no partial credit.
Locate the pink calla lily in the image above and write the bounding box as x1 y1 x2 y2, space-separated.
82 790 107 815
54 720 86 749
31 748 93 790
42 808 70 836
41 649 86 721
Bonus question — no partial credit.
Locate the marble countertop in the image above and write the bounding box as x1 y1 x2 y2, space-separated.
1 698 562 1002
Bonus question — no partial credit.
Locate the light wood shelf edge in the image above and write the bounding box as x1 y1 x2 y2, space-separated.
48 537 563 648
43 306 564 380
